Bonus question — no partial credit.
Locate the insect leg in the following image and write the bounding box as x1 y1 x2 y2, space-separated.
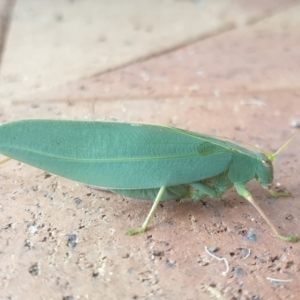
235 183 297 242
127 186 166 235
268 188 290 198
190 172 233 201
190 182 218 200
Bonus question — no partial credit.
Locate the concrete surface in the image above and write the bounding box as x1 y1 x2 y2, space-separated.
0 1 300 299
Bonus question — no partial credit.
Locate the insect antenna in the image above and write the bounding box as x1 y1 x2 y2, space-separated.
0 157 11 165
268 131 299 162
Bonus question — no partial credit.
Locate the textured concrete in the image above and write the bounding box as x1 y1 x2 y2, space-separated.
1 0 299 101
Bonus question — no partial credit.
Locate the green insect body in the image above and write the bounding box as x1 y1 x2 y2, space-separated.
0 120 297 242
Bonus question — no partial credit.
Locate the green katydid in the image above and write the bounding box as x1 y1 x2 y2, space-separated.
0 120 298 242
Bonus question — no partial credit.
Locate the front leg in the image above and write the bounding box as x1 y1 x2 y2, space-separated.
235 183 297 242
268 188 290 198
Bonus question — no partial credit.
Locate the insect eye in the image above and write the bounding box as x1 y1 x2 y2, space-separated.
262 159 272 168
